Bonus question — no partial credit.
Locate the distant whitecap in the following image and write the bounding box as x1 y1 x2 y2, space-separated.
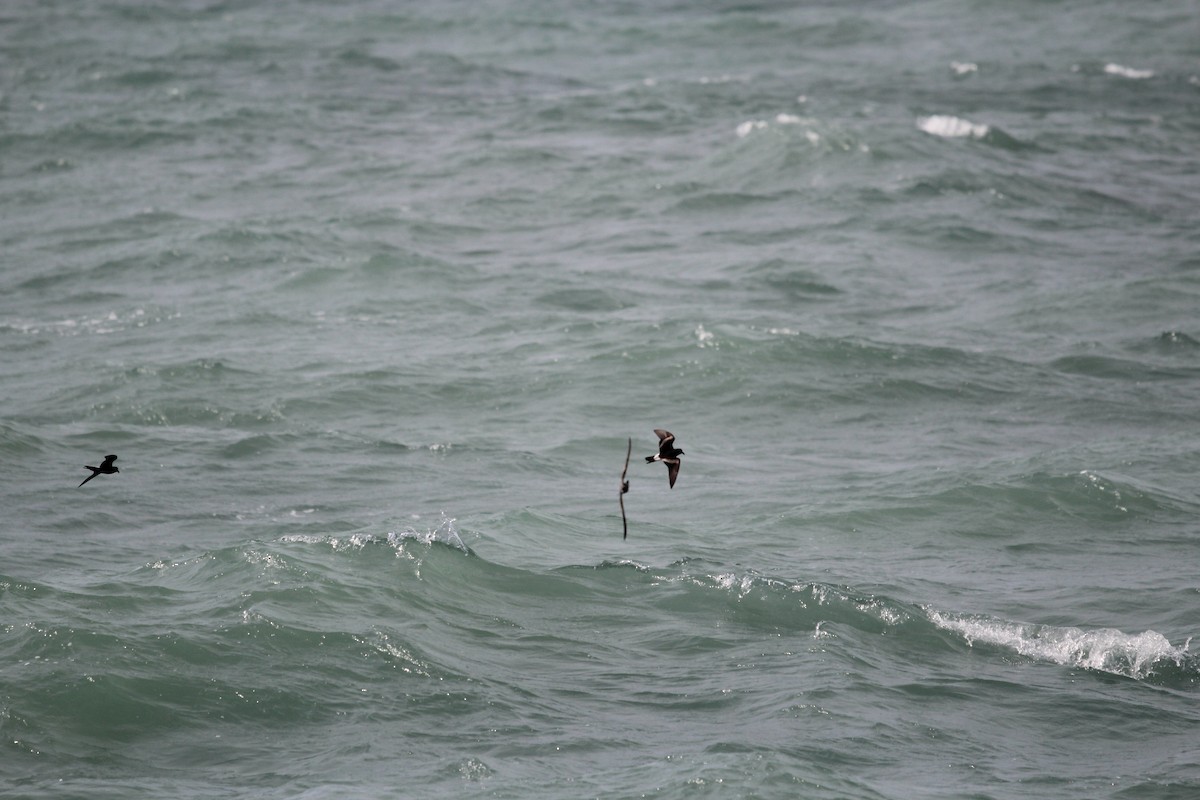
1105 63 1154 79
735 119 768 137
917 114 989 139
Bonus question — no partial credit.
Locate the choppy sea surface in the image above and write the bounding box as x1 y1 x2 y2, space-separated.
3 1 1200 798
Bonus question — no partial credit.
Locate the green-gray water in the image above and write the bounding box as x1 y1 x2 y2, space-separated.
3 2 1199 798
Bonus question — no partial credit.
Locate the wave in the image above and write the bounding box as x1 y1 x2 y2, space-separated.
3 305 181 339
916 115 1032 151
278 513 470 554
216 532 1200 687
900 468 1200 523
5 522 1195 740
918 114 989 140
620 566 1196 685
656 112 871 211
625 568 1198 687
4 544 1197 788
0 422 48 458
1050 353 1200 382
925 608 1193 684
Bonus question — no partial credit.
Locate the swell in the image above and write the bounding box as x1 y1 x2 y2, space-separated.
4 522 1194 716
3 526 1195 792
837 468 1200 529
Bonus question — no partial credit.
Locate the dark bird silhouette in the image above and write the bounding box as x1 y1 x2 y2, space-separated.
619 437 631 539
79 454 119 487
645 429 683 488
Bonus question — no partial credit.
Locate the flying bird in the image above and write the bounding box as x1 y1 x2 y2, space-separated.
79 454 119 487
619 437 631 539
645 429 683 488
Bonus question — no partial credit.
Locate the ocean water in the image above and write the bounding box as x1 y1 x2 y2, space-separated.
2 1 1199 797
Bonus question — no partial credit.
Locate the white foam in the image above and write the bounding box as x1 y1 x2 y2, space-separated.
857 599 908 626
917 115 989 139
927 609 1190 680
278 534 325 545
735 119 768 138
714 572 755 597
278 513 468 553
951 61 978 75
1105 63 1154 80
356 632 432 677
388 512 467 552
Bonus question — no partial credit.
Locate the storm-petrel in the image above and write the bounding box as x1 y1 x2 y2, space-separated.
645 429 683 488
619 437 631 539
79 454 119 487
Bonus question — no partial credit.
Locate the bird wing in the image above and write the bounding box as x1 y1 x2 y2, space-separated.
620 437 631 539
653 429 674 443
663 457 680 488
102 454 118 467
620 490 628 540
79 469 98 487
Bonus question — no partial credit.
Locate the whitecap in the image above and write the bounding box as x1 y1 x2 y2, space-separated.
713 572 754 597
1105 63 1154 80
387 512 468 552
917 114 989 139
951 61 978 75
735 119 768 138
277 512 468 554
926 608 1190 681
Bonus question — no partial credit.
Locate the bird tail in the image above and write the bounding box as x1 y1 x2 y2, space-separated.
645 455 656 463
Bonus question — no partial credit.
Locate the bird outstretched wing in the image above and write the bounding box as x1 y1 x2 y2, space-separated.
619 437 631 539
663 457 680 489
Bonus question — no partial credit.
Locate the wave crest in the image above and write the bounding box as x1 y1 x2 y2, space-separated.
918 114 988 139
926 608 1193 683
